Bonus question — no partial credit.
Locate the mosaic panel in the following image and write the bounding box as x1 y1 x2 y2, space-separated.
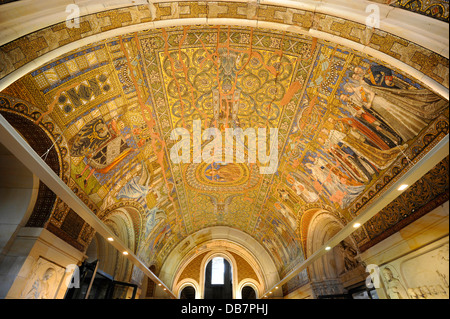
1 24 448 274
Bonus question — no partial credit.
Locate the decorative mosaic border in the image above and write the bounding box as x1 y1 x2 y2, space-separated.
360 187 449 252
0 2 448 90
390 0 449 22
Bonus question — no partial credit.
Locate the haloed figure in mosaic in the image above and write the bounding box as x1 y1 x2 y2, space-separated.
304 155 366 209
342 64 447 142
285 172 319 203
323 118 408 170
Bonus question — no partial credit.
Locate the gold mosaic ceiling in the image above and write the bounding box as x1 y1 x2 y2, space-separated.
1 22 448 276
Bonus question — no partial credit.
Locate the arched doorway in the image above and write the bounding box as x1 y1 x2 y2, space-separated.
167 231 273 299
204 257 233 299
241 286 257 299
305 210 367 298
180 285 196 299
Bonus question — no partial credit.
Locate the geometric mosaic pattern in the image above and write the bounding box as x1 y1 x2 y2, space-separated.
0 6 448 279
1 2 448 88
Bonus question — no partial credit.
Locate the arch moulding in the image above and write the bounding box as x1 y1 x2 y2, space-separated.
158 226 281 298
0 1 448 99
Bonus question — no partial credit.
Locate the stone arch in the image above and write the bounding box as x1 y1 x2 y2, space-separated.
199 250 238 299
98 208 137 282
101 205 143 253
169 228 271 299
175 279 201 299
304 209 363 297
307 211 346 279
236 279 261 299
164 227 278 297
0 0 446 302
92 233 116 277
0 1 447 102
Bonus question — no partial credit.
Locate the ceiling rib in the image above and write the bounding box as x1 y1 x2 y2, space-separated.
0 113 177 299
263 134 449 297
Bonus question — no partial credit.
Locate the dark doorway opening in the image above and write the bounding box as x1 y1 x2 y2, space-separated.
204 257 233 299
241 285 257 299
180 286 196 299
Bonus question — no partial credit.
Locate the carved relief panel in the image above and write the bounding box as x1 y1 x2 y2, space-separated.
379 238 449 299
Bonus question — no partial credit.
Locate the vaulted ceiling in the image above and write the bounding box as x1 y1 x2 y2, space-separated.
0 0 448 284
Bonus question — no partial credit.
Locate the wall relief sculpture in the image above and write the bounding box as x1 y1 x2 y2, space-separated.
380 239 449 299
19 257 67 299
